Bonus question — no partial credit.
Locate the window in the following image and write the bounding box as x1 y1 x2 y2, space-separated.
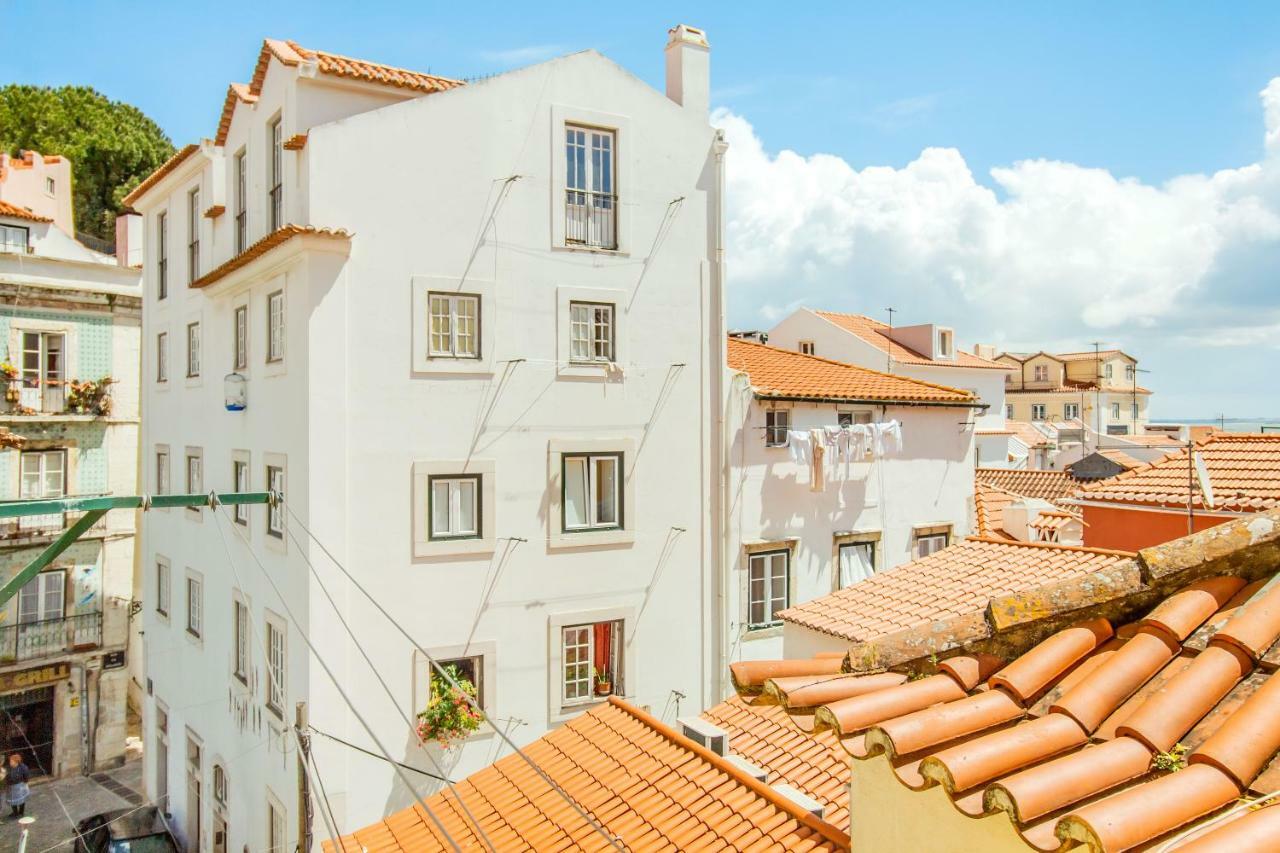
765 409 790 447
156 213 168 299
938 329 954 358
156 559 170 617
561 620 622 704
799 340 815 356
187 187 200 283
156 333 168 382
429 476 480 540
1104 363 1114 380
748 550 789 628
156 448 170 495
433 656 485 709
915 532 949 558
1112 402 1121 420
1031 403 1047 421
266 465 285 538
266 617 286 716
269 118 283 231
234 150 248 254
562 453 621 531
186 575 202 638
185 735 202 852
20 449 66 499
564 126 616 249
233 598 248 683
1132 402 1140 420
154 705 169 810
233 306 247 370
212 764 227 808
1033 364 1048 382
17 570 64 624
45 177 55 195
267 291 284 363
1005 404 1014 420
427 293 479 358
21 331 65 412
233 460 249 525
186 451 202 496
0 224 29 253
1064 403 1080 420
186 322 200 378
1107 424 1130 436
267 798 286 853
569 301 614 362
837 411 873 427
1126 365 1135 382
838 542 875 587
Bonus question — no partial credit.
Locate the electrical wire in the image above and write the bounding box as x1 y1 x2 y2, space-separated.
304 732 343 853
0 705 77 837
284 503 625 852
308 727 452 782
281 516 497 852
211 506 460 853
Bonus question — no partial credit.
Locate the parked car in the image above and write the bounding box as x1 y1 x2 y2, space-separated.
75 806 179 853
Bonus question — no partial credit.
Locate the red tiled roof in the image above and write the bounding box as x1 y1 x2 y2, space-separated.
974 484 1020 539
1056 349 1133 362
1076 433 1280 512
1006 382 1153 394
0 200 52 223
1120 433 1184 447
977 467 1084 502
215 83 257 147
190 225 350 290
1005 420 1054 449
121 144 200 207
813 311 1011 370
779 537 1133 643
726 510 1280 852
1097 448 1146 470
328 697 849 851
727 338 977 405
1028 509 1079 534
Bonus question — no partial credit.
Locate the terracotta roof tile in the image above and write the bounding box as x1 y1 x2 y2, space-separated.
779 538 1133 644
1076 433 1280 512
727 338 976 405
0 200 52 224
812 311 1011 370
190 224 350 289
1004 420 1055 449
976 468 1085 502
328 697 848 851
974 484 1019 539
121 144 200 207
1096 448 1146 470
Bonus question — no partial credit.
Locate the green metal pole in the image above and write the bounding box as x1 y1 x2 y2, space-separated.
0 508 108 608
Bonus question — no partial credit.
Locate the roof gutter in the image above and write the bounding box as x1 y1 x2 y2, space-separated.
1065 498 1252 518
755 393 988 411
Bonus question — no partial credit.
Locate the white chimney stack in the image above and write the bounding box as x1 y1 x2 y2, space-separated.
115 211 143 268
665 24 710 115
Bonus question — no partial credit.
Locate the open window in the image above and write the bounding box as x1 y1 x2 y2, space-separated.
561 619 623 705
562 453 621 532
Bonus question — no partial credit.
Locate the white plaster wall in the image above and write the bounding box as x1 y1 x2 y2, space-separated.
726 394 974 666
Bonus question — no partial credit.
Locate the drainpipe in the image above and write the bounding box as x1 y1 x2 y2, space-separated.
712 128 731 699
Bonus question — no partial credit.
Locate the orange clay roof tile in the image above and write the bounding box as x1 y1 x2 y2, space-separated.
329 697 849 851
976 467 1087 502
812 311 1011 370
727 337 976 405
974 483 1020 538
1076 433 1280 512
190 225 350 290
0 200 52 224
121 144 200 207
1173 801 1280 852
779 538 1133 644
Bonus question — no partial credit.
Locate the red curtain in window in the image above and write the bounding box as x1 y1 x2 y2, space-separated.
593 622 612 678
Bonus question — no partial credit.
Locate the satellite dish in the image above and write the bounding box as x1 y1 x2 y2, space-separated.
1193 451 1215 510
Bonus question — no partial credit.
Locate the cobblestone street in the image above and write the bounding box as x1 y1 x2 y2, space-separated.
0 759 146 853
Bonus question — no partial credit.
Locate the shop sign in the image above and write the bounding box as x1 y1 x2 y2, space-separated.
0 661 70 693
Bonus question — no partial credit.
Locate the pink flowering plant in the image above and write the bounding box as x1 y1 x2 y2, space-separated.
416 664 483 747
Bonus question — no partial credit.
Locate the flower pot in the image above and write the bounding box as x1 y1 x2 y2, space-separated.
594 681 612 696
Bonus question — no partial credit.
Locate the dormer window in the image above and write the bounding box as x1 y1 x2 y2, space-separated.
1033 364 1048 382
799 340 815 356
0 224 29 254
937 328 954 359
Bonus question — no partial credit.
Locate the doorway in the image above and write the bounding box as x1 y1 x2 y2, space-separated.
0 686 56 776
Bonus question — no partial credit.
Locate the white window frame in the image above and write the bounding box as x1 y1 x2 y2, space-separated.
233 595 249 684
914 531 950 559
1125 365 1136 382
560 619 624 706
568 301 615 363
186 322 200 378
747 550 789 629
428 475 481 540
156 556 171 619
156 332 168 383
1005 404 1014 420
1031 403 1047 421
266 464 285 538
1064 402 1080 420
186 571 203 639
1104 363 1114 380
798 340 815 356
20 330 66 413
232 454 250 526
563 125 617 250
561 452 622 533
765 409 790 447
1033 364 1048 382
265 612 286 717
17 569 65 624
233 305 248 371
552 106 631 254
0 224 29 254
185 448 202 517
20 449 66 500
267 290 285 363
1112 402 1122 420
427 293 480 359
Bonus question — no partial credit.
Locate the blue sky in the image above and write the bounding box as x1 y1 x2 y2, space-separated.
7 2 1280 418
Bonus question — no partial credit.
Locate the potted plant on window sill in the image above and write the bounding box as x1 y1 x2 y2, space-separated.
416 664 483 748
594 667 612 697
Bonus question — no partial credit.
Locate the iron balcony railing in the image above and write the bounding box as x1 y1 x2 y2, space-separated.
3 378 114 415
0 501 109 542
0 611 102 663
565 189 618 250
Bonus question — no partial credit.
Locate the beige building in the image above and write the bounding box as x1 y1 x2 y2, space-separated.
992 348 1151 438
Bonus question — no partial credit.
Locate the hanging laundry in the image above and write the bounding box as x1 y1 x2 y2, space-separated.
787 430 811 465
809 428 826 492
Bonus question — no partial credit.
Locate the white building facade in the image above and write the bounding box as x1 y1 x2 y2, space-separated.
131 29 725 852
724 338 979 664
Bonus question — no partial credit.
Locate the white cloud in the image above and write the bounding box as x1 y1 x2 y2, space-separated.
715 79 1280 361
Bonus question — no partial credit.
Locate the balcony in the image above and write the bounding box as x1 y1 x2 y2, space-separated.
0 503 109 544
565 189 618 250
1 377 115 418
0 611 103 664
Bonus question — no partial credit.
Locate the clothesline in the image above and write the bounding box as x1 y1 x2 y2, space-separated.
783 421 904 491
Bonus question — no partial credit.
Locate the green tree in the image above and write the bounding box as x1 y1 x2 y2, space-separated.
0 85 175 240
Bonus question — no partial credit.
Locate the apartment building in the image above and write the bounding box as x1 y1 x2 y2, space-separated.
0 155 141 778
128 28 724 851
996 348 1152 438
766 309 1013 466
724 338 980 663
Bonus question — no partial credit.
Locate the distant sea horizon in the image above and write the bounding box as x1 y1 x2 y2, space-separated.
1154 417 1280 433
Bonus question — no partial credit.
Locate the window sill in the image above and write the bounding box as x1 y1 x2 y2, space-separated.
557 360 624 381
553 693 626 722
549 527 634 550
553 244 630 258
414 537 496 559
745 623 783 639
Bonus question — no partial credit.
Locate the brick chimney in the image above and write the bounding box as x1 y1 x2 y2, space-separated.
665 24 710 115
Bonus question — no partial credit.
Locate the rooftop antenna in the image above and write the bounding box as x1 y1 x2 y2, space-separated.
885 307 897 373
